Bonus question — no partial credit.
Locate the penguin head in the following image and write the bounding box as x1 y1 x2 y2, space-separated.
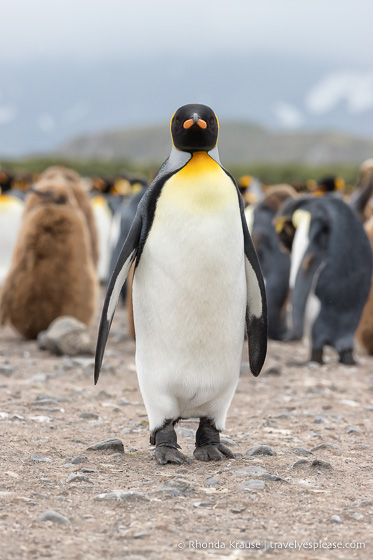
170 104 219 153
25 179 78 214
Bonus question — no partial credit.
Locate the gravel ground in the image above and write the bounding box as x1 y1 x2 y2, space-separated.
1 290 372 560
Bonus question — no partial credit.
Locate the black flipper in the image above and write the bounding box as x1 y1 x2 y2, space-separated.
241 208 268 376
94 214 142 384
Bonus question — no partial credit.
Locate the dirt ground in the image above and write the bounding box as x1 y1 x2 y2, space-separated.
0 290 372 560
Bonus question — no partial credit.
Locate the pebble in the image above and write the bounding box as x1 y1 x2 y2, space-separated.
66 474 93 484
193 502 216 508
134 532 151 539
65 456 88 465
86 438 124 453
310 443 341 454
0 364 15 377
80 412 99 420
155 478 195 497
292 459 309 468
31 454 52 463
247 445 276 456
311 459 332 470
205 477 219 486
80 468 95 473
358 500 372 508
331 515 343 524
346 425 360 434
314 416 329 424
264 366 282 376
30 416 51 423
343 510 364 521
121 428 133 435
292 448 312 456
272 413 290 419
38 316 94 356
238 479 266 491
234 466 268 477
94 491 147 502
37 510 70 524
0 412 9 420
118 397 132 406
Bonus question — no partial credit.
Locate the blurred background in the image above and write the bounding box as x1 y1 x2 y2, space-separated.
1 0 373 182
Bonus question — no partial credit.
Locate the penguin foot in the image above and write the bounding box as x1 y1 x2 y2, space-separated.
339 349 357 366
193 443 235 462
193 416 235 461
154 445 191 465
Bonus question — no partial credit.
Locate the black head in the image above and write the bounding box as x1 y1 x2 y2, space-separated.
170 104 219 153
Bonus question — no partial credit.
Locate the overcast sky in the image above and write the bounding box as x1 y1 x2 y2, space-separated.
2 0 373 66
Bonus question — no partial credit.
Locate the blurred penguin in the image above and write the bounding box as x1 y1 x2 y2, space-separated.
0 171 24 285
312 175 345 197
275 196 372 364
41 166 99 267
0 179 97 339
349 159 373 222
251 184 297 340
356 215 373 353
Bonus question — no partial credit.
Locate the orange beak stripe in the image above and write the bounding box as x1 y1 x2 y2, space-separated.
183 118 207 129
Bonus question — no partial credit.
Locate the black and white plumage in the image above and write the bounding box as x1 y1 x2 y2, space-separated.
95 104 267 464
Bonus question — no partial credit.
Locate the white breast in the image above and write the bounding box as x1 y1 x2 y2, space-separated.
132 161 247 430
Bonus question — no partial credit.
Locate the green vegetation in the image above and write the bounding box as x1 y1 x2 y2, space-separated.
0 156 360 188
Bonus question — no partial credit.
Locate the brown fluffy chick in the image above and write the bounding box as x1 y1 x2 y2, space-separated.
41 166 99 267
0 179 98 339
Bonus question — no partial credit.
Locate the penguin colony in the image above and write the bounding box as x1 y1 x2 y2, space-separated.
2 109 373 464
0 173 98 339
95 104 268 465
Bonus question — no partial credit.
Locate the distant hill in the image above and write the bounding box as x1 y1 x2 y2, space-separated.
56 122 373 165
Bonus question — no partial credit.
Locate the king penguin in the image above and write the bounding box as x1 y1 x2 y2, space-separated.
95 104 267 465
275 195 372 364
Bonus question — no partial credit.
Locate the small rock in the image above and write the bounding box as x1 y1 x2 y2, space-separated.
264 366 281 375
238 479 266 491
80 412 99 420
65 456 88 465
66 474 93 484
193 502 216 508
346 425 360 434
0 412 9 420
121 428 133 435
94 491 147 502
310 443 341 454
292 459 309 468
155 478 194 497
292 448 312 456
31 454 52 463
38 316 94 356
134 532 151 539
80 468 95 473
30 416 51 423
0 364 15 377
314 416 329 424
205 477 219 487
261 474 287 482
118 397 132 406
344 510 364 521
272 413 290 419
247 445 276 456
86 438 124 453
234 466 268 477
358 500 373 508
311 459 332 470
37 510 70 524
331 515 343 524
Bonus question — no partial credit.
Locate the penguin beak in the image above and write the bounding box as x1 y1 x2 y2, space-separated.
183 113 207 130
